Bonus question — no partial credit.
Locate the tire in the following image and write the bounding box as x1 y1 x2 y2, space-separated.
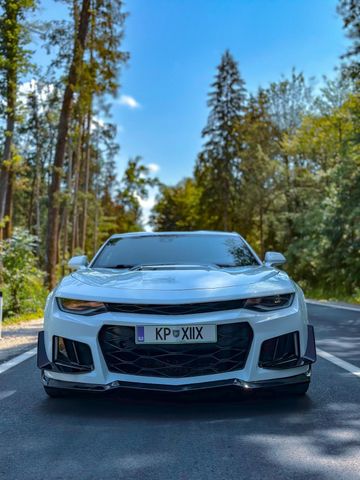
43 386 69 398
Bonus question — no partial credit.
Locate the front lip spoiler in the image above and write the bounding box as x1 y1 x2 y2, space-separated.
42 369 311 393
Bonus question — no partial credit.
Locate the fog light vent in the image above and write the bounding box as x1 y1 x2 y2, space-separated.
259 331 300 369
53 336 93 373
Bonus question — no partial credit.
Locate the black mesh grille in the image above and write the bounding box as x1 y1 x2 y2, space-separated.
104 299 246 315
98 323 253 378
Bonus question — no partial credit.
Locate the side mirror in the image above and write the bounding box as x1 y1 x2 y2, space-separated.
264 251 286 267
68 255 88 270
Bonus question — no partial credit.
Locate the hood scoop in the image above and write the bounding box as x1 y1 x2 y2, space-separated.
68 264 282 292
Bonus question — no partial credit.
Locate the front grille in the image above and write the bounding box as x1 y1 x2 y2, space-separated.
105 299 246 315
98 323 253 378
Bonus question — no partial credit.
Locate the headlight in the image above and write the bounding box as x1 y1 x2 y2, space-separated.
56 298 106 315
244 293 294 311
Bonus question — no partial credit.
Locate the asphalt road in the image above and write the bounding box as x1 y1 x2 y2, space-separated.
1 303 360 480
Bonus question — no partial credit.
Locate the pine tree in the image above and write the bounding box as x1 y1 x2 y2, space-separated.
195 50 246 231
338 0 360 80
46 0 128 288
0 0 36 239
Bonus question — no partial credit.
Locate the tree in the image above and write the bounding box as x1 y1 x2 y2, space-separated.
338 0 360 79
239 89 279 256
46 0 91 288
284 91 360 294
195 50 247 231
0 0 35 239
116 156 159 231
265 70 314 248
150 178 201 231
46 0 128 288
0 228 46 316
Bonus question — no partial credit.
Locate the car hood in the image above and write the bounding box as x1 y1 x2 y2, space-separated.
55 265 295 303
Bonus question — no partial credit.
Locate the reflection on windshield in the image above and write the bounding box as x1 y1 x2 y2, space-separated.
92 234 259 269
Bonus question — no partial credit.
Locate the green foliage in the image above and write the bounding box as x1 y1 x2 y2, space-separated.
337 0 360 79
151 178 201 231
0 228 47 317
195 50 247 231
0 0 36 85
152 50 360 300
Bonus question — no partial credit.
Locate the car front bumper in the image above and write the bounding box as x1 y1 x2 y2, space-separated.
38 293 316 393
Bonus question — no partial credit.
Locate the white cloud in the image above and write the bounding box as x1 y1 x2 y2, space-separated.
92 116 105 128
138 196 156 209
135 190 157 231
18 79 37 95
18 79 55 103
90 117 124 134
119 94 140 109
147 163 160 174
90 116 105 133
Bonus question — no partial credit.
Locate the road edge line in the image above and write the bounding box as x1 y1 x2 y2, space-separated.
317 348 360 378
0 347 37 375
306 300 360 312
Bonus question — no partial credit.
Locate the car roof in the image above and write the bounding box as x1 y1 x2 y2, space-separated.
110 231 241 239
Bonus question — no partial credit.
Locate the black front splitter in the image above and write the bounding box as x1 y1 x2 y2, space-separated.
42 369 311 394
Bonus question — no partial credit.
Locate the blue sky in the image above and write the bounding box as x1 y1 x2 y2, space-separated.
34 0 347 221
116 0 346 184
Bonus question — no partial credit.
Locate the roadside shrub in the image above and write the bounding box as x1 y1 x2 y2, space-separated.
0 229 47 319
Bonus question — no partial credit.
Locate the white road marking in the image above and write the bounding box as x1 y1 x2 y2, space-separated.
317 348 360 378
0 390 16 400
0 347 37 375
306 300 360 313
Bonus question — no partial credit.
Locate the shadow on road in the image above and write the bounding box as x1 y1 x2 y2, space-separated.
2 358 360 480
29 365 360 480
40 386 314 421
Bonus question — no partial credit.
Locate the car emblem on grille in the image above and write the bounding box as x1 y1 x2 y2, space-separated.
173 329 180 338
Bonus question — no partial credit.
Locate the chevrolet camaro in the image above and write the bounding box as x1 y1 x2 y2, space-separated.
37 231 316 397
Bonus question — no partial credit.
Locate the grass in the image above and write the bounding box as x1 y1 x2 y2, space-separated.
2 309 44 326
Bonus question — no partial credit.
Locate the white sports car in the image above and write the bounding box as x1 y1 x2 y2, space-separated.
37 231 316 397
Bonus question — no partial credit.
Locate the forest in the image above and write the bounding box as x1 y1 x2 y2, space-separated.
0 0 359 320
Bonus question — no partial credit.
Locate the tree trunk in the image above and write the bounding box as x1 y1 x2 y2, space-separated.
33 93 42 245
62 144 73 276
93 179 100 255
4 167 14 239
70 125 82 256
80 105 92 252
46 0 91 289
28 172 36 232
0 69 16 240
259 197 264 259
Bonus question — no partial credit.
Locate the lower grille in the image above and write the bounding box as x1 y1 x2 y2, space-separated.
259 331 300 369
53 336 93 373
98 323 253 378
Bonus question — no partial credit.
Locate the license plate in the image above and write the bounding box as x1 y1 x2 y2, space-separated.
135 325 217 344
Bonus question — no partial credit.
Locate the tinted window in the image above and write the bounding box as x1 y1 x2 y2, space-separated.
92 234 259 268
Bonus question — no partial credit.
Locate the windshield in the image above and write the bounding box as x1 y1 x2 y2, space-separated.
92 234 259 269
